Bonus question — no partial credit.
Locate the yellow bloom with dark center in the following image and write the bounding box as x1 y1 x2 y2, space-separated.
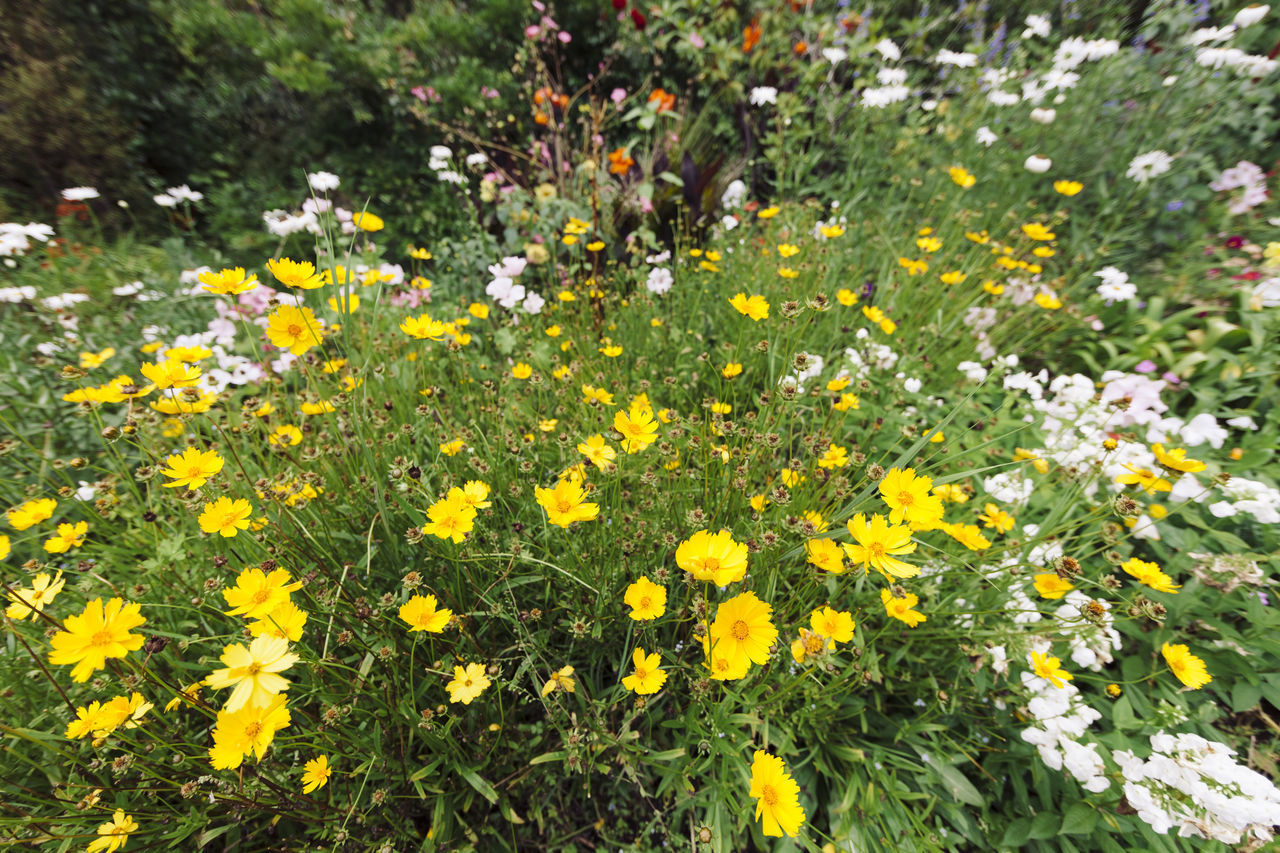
267 257 322 289
160 446 224 489
817 444 848 469
878 468 944 529
208 694 291 769
1117 465 1171 494
708 591 777 677
269 425 302 447
48 597 146 682
1121 557 1180 594
581 384 615 406
440 438 465 456
881 588 926 627
535 479 599 528
622 647 667 694
206 634 300 712
42 521 87 554
1151 444 1206 474
399 594 452 633
676 529 748 586
1030 650 1072 688
265 304 323 355
1161 642 1211 689
916 235 942 253
422 492 477 543
1033 573 1074 599
541 665 576 697
446 662 491 704
199 267 259 295
943 522 992 551
749 751 805 838
5 570 65 620
613 407 658 454
302 755 332 793
624 576 666 621
729 292 770 320
805 537 846 574
833 392 859 411
223 568 303 620
140 358 201 390
844 513 918 579
199 497 253 538
977 503 1015 533
87 809 138 853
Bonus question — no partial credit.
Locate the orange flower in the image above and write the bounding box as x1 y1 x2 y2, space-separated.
648 89 675 113
793 41 807 55
608 147 635 176
743 21 761 53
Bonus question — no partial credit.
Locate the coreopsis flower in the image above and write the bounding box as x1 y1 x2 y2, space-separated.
266 257 322 289
1033 574 1074 599
581 384 615 406
457 481 492 510
790 628 830 663
86 809 138 853
1053 180 1084 196
749 751 806 838
614 407 658 453
160 447 224 489
269 425 303 446
205 635 299 712
535 479 599 528
49 598 146 682
842 514 919 579
351 211 384 231
899 257 928 275
140 359 201 390
722 362 743 379
327 293 358 313
511 362 532 379
880 588 925 627
1121 557 1180 594
622 648 667 694
302 755 332 793
624 576 666 621
151 391 217 415
976 503 1015 533
266 305 323 355
1161 642 1212 689
949 166 976 188
399 594 453 633
223 567 303 619
299 400 335 415
933 484 969 503
810 607 855 643
878 468 944 529
805 537 846 573
0 534 8 559
422 492 477 543
199 267 258 295
5 571 65 620
447 662 491 704
708 591 777 678
198 497 253 538
79 347 116 369
833 393 859 411
817 444 848 469
1151 444 1206 474
163 682 203 713
729 293 770 320
1116 465 1172 494
942 522 991 551
66 700 114 739
540 665 576 696
577 434 617 471
247 601 308 642
208 694 291 769
1029 650 1073 688
43 521 87 554
440 438 465 456
676 529 748 586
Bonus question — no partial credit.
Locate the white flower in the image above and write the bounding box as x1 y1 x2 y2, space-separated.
976 126 998 146
166 185 203 203
522 291 546 314
112 281 143 297
1188 25 1237 45
861 85 909 108
646 267 673 295
874 38 901 61
0 285 37 303
154 194 180 208
1226 415 1258 430
720 180 748 209
1235 4 1269 26
60 187 99 202
957 361 988 383
876 67 907 86
488 256 527 279
721 214 739 231
749 86 778 106
436 170 466 185
307 171 340 192
903 377 922 393
821 47 847 64
1180 412 1227 448
1024 155 1052 173
1022 14 1051 39
935 49 977 67
429 145 453 161
1030 107 1056 124
1094 267 1137 302
987 90 1021 107
1126 150 1173 183
464 152 488 167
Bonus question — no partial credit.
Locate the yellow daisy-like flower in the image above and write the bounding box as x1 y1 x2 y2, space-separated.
676 529 748 586
880 588 926 627
1116 464 1173 494
302 755 332 794
222 567 303 620
198 497 253 538
729 293 770 321
160 446 224 489
878 468 944 529
707 591 777 678
266 257 322 289
446 662 491 705
1053 180 1083 196
805 537 846 574
1121 557 1180 594
199 267 259 295
5 570 65 620
205 634 300 712
540 665 576 697
43 521 87 554
577 434 617 471
842 513 918 580
399 594 453 633
1033 573 1074 599
613 407 658 454
534 479 599 528
208 694 291 770
1151 444 1206 474
624 576 666 621
351 211 384 231
1029 650 1073 688
749 751 806 838
1161 642 1211 689
622 647 667 694
86 809 138 853
810 606 855 644
48 598 146 682
265 304 323 356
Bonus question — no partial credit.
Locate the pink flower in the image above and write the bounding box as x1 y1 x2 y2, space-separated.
558 31 571 43
525 25 541 38
689 32 705 48
411 86 427 103
640 196 654 213
611 88 626 104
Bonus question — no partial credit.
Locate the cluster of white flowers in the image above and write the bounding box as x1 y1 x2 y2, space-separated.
484 256 544 314
861 83 910 109
934 49 978 67
720 180 747 209
0 285 38 302
307 171 340 193
748 86 778 106
1194 45 1277 75
1053 591 1121 670
154 184 203 208
1 221 54 258
1114 732 1280 844
1022 14 1051 39
264 208 320 238
1094 266 1137 303
1209 161 1268 214
1207 475 1280 524
843 340 897 379
1019 649 1109 793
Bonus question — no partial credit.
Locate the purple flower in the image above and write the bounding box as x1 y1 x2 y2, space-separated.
1135 359 1157 374
1161 371 1180 384
1166 200 1184 211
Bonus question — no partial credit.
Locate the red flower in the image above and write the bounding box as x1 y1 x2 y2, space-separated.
631 8 646 29
612 0 625 9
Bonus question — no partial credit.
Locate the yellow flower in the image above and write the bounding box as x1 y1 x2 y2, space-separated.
1151 444 1206 474
79 347 116 368
899 257 928 275
622 648 667 694
948 166 976 188
624 576 666 621
160 447 224 489
327 292 359 313
977 503 1015 533
140 358 201 390
43 521 87 554
540 665 577 697
777 266 799 279
422 492 477 543
48 598 146 682
1033 573 1074 599
399 313 450 341
1021 222 1056 241
581 384 615 406
446 662 491 704
199 267 258 295
1034 292 1062 310
933 483 969 503
820 223 845 238
440 438 465 456
613 407 658 453
940 270 966 285
399 594 453 633
269 425 303 447
708 591 777 679
676 529 748 586
265 304 323 355
5 570 65 620
757 206 780 219
1161 642 1211 689
1121 557 1180 594
205 634 300 712
843 513 918 579
817 444 848 469
833 393 859 412
810 606 855 643
535 479 599 528
599 344 623 357
469 302 489 318
578 434 617 471
1053 180 1083 196
86 809 138 853
1030 650 1073 688
1116 465 1174 494
916 235 942 253
749 751 806 837
729 293 770 321
722 362 743 378
942 522 992 551
805 537 846 574
351 211 384 231
302 755 332 794
836 288 858 306
511 362 533 380
878 468 944 529
222 567 303 620
586 240 605 252
197 497 253 538
247 601 308 642
266 258 322 289
299 400 335 415
881 588 926 627
208 694 291 769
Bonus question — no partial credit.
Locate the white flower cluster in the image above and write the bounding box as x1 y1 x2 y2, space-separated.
1114 732 1280 844
485 256 544 314
1019 655 1109 792
0 221 54 258
1208 161 1268 214
1207 475 1280 523
154 184 203 208
1053 591 1121 670
1094 266 1137 303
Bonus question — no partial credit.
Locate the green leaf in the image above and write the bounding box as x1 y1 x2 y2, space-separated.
932 762 984 807
1231 680 1262 712
1060 803 1098 836
459 767 498 804
1000 817 1032 847
1029 811 1061 839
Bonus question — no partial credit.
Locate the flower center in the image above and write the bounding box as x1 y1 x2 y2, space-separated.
287 323 303 337
761 784 779 806
701 557 720 572
251 589 272 605
246 662 263 676
634 667 648 680
869 543 886 558
90 629 115 646
639 596 652 610
731 620 750 640
556 499 573 513
897 491 914 506
243 722 263 738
